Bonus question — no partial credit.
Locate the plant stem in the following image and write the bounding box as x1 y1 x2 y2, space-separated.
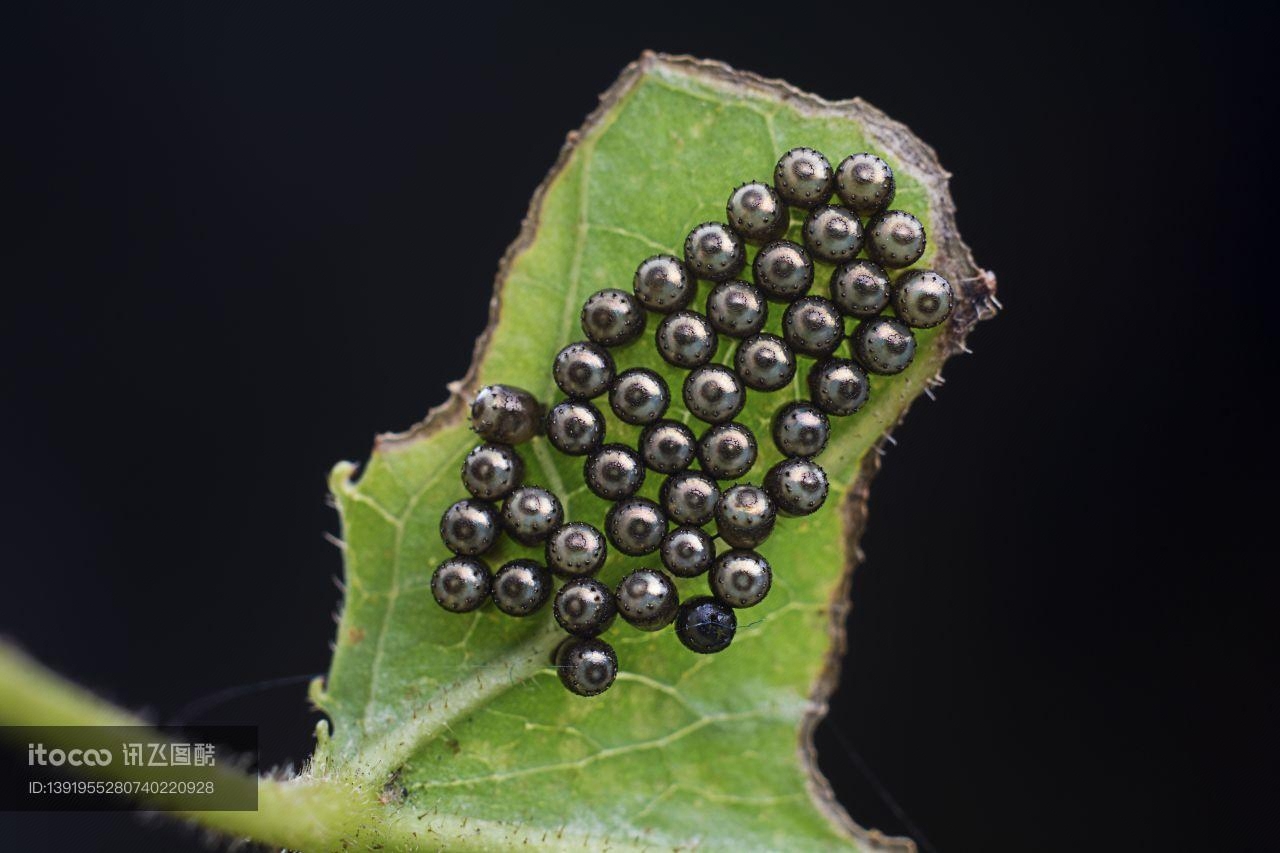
0 641 377 850
0 641 654 851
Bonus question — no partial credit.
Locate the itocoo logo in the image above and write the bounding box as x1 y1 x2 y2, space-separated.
27 743 112 766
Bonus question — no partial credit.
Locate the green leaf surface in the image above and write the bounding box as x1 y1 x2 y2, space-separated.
312 53 995 852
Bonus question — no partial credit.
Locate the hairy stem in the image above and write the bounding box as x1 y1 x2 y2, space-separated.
0 642 376 849
0 642 654 851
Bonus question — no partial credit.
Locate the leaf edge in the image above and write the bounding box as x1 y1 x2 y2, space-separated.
328 51 999 853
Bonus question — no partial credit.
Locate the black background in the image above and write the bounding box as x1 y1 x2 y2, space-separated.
3 2 1276 851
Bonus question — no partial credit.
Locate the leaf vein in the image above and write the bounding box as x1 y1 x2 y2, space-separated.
357 447 471 730
410 710 767 790
589 222 676 256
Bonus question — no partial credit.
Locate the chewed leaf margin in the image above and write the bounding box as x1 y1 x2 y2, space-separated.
311 51 997 853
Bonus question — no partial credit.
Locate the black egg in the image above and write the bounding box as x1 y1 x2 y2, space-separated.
802 205 863 263
771 402 830 458
553 341 615 400
660 530 716 586
660 471 721 526
697 422 758 480
830 259 892 318
633 254 696 313
753 240 814 302
684 222 746 282
734 333 796 392
470 384 542 445
782 296 845 358
491 559 552 616
555 637 619 697
544 522 608 578
609 368 669 426
544 400 604 456
714 485 776 550
461 443 524 501
614 568 680 631
726 181 789 244
675 595 738 654
655 310 718 369
893 269 954 329
774 147 834 209
764 457 829 516
553 577 617 638
638 420 697 475
852 316 917 375
430 557 492 613
835 153 896 215
808 358 870 416
866 210 927 269
682 365 746 425
705 279 768 338
439 499 501 556
709 550 773 608
501 486 564 545
581 288 646 347
583 444 645 501
605 497 667 556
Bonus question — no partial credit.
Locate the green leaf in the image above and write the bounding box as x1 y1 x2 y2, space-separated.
312 53 995 851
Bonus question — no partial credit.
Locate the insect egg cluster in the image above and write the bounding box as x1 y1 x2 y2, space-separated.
431 147 953 696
